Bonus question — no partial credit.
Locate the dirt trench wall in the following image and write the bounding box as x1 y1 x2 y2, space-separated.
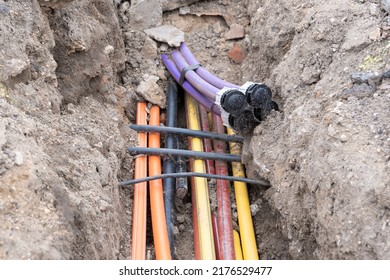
0 0 133 259
243 0 390 259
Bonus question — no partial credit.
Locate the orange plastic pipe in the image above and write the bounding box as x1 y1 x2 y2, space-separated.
149 106 172 260
131 102 148 260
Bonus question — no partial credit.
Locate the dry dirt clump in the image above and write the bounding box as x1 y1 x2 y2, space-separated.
1 0 389 260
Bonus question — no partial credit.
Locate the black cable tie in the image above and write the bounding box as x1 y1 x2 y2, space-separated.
179 63 201 85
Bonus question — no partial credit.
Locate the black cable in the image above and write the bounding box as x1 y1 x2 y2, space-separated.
163 78 177 257
118 172 270 187
130 125 244 143
127 147 242 162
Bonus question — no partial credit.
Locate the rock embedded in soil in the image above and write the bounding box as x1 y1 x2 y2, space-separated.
144 25 185 47
129 0 162 30
225 23 245 40
135 75 166 108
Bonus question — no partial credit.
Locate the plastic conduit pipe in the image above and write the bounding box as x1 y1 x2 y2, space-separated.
171 51 220 99
163 78 177 257
233 230 244 260
211 213 221 260
227 127 259 260
185 93 216 260
148 106 171 260
131 102 148 260
180 42 239 89
199 105 216 175
161 54 221 116
213 114 235 260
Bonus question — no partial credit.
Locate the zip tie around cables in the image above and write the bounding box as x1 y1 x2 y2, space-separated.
130 125 244 143
127 147 242 162
179 63 202 86
118 172 270 187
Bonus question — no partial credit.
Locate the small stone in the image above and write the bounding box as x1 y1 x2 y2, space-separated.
340 134 348 142
160 43 169 52
340 84 376 99
301 66 321 85
227 44 247 63
176 214 186 224
120 1 130 13
144 25 185 47
225 23 245 40
381 0 390 14
103 45 114 55
351 71 382 85
5 59 30 78
179 6 190 15
129 0 162 30
369 28 381 41
212 21 224 34
14 151 24 166
136 75 166 108
141 37 158 59
250 204 259 215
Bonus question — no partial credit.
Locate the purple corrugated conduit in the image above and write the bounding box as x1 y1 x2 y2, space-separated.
161 54 221 116
171 51 219 99
180 42 239 90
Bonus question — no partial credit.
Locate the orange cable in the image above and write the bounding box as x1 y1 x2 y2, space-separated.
149 106 172 260
131 102 148 260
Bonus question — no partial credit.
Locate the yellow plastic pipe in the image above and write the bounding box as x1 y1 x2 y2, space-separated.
185 94 216 260
233 230 243 260
227 128 259 260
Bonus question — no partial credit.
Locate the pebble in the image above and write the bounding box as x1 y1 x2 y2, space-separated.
144 25 185 47
225 23 245 40
129 0 162 30
159 43 169 52
250 204 259 215
179 6 191 15
351 71 382 85
14 150 24 166
135 75 166 108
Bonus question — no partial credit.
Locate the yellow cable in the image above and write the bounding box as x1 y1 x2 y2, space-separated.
186 94 216 260
233 230 243 260
227 128 259 260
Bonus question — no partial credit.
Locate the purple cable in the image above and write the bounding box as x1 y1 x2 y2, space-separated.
180 42 239 90
171 51 219 99
161 54 221 116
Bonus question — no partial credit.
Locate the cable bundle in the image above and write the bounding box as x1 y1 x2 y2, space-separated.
162 42 279 134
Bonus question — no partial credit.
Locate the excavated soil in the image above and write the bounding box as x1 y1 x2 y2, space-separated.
0 0 389 260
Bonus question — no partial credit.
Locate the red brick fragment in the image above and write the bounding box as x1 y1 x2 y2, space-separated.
227 44 247 63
